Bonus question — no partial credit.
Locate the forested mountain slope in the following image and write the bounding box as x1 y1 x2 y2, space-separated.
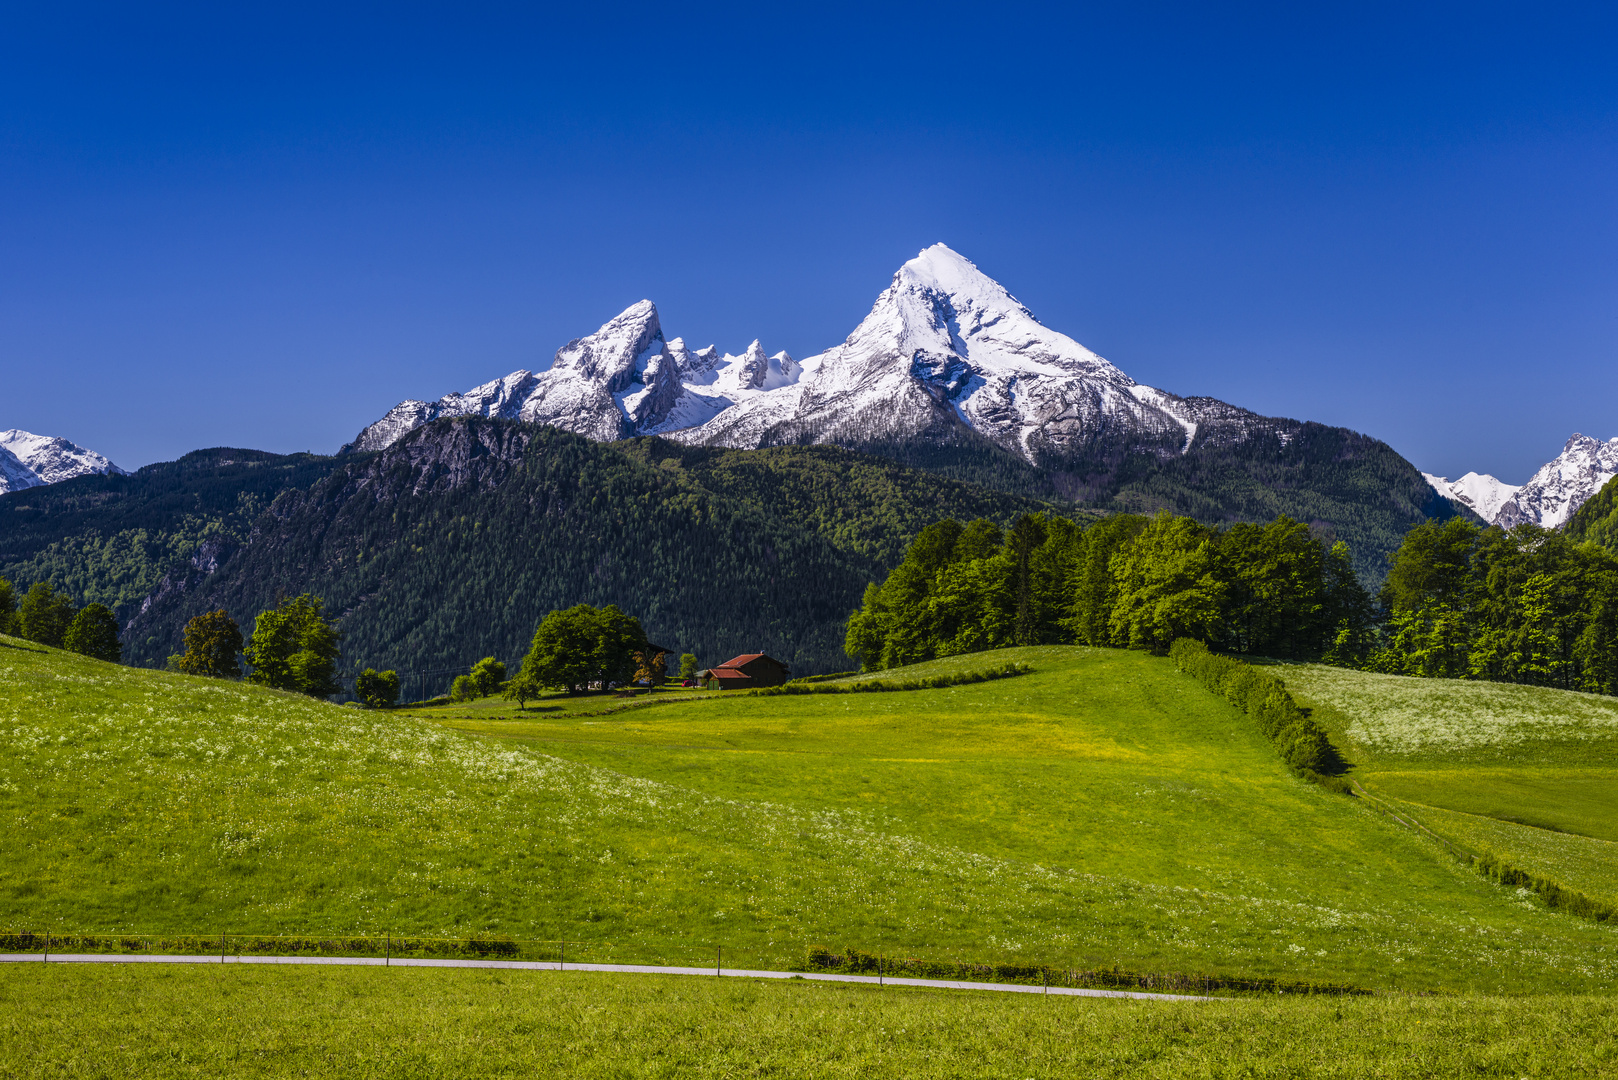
0 448 344 625
120 419 1055 678
1566 473 1618 552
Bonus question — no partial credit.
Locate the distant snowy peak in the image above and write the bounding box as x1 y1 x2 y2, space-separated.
1495 434 1618 530
1421 471 1522 524
0 429 126 494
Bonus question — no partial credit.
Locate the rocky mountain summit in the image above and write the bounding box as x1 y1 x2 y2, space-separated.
343 301 799 453
1424 435 1618 528
0 429 125 494
1495 434 1618 529
345 244 1294 473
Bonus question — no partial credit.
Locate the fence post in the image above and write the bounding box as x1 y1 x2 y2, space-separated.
221 931 226 964
878 956 883 987
559 939 564 971
386 933 390 967
43 932 48 964
716 945 721 977
1043 967 1048 995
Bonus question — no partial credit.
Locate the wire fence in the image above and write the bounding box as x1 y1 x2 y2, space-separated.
0 931 1373 995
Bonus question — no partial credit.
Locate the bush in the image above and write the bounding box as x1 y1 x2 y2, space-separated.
1170 639 1345 786
450 674 476 703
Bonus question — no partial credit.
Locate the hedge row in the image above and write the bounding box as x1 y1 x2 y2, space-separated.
756 662 1034 697
1472 851 1617 923
1169 639 1349 792
801 947 1371 996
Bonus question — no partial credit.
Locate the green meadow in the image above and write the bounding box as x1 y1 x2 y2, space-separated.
4 965 1617 1080
4 635 1617 995
1284 664 1618 907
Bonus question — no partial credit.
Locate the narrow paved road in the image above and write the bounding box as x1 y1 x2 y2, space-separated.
1 953 1211 1001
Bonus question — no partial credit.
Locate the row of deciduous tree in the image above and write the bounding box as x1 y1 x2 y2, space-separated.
1371 518 1618 694
0 578 122 661
844 511 1375 671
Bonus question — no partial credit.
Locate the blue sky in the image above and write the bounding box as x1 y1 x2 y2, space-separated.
3 2 1615 483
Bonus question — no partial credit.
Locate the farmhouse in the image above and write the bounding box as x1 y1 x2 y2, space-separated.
703 653 791 689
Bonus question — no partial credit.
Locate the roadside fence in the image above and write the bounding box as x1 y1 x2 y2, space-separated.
0 931 1372 995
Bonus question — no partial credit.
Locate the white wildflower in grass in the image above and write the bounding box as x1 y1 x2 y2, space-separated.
1280 664 1618 755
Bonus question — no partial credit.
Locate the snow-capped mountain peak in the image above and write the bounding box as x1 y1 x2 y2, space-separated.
1494 434 1618 529
0 429 127 494
1421 470 1522 524
344 243 1271 469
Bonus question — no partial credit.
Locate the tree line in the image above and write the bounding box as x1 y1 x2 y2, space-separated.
1371 517 1618 694
845 509 1618 698
845 511 1374 670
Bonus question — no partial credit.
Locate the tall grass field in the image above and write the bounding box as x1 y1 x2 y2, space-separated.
4 636 1616 995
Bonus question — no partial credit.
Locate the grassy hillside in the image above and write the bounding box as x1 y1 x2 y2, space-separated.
4 966 1616 1079
5 636 1617 994
1282 664 1618 906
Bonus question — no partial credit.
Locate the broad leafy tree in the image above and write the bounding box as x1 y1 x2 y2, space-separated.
0 577 17 636
19 582 75 648
176 609 244 678
633 650 667 684
243 594 342 697
355 668 400 707
469 657 506 697
847 509 1383 671
509 603 648 697
63 603 122 662
678 653 699 680
1371 520 1618 694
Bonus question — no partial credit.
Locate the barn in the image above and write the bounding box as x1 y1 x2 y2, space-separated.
703 653 792 689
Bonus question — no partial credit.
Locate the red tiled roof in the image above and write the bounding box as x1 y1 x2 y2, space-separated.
707 667 751 680
716 653 767 668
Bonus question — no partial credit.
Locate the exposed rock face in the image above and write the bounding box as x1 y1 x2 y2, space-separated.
0 429 126 493
1494 434 1618 529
